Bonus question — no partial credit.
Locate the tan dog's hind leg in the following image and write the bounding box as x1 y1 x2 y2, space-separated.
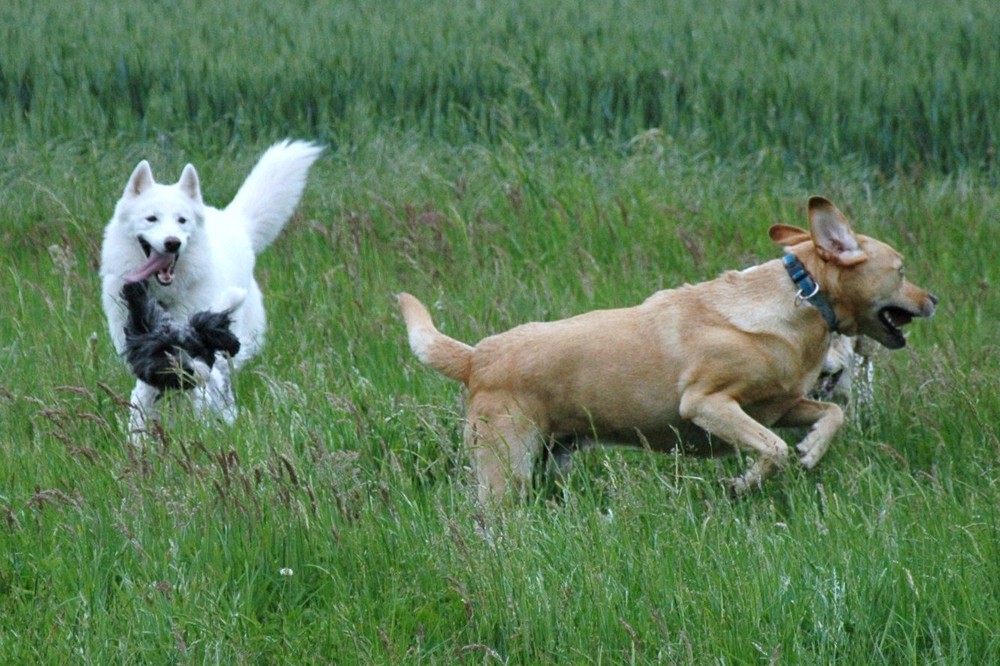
680 392 790 495
466 397 543 504
774 399 844 469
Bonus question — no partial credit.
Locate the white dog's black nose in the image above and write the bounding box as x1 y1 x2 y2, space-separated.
164 237 182 253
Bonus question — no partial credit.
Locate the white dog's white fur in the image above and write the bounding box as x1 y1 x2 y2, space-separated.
101 140 323 436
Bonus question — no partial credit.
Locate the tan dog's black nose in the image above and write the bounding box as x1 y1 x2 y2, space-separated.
924 292 939 318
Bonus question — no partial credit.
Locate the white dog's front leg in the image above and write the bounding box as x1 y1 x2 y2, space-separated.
128 380 162 443
191 354 238 425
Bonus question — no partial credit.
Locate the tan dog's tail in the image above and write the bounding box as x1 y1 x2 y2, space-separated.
397 293 473 384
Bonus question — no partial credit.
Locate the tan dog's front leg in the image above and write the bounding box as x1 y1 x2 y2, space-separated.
773 399 844 469
680 392 790 494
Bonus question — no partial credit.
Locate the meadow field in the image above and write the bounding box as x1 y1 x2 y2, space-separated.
1 0 998 663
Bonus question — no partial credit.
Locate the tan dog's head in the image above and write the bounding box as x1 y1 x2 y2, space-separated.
770 196 937 349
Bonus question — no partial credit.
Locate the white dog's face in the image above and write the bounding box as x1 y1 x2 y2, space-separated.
116 161 205 286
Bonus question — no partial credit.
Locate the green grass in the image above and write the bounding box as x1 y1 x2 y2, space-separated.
1 1 999 663
2 0 998 172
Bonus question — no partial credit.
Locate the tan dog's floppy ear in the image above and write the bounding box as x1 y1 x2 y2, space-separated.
808 196 867 265
769 224 812 248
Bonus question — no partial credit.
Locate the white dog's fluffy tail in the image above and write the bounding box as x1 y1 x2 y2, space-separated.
227 140 324 254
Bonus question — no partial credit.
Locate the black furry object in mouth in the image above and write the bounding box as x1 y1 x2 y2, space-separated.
121 281 241 390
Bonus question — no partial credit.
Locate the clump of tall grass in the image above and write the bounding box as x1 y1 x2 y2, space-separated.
1 0 998 173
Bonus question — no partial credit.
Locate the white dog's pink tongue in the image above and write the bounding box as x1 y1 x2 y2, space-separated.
124 251 174 283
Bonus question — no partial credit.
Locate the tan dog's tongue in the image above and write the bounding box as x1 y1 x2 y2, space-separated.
124 251 174 283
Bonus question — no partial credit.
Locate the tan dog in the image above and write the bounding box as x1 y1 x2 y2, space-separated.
399 196 936 501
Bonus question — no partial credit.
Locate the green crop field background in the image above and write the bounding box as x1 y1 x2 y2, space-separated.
1 0 998 663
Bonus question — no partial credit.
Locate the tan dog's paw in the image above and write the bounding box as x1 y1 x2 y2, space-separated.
797 443 823 470
796 424 837 469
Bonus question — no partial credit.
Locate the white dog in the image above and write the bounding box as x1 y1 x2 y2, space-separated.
101 140 323 437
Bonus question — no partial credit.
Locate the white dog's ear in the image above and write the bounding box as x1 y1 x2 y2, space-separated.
178 164 203 204
125 160 155 197
808 196 867 266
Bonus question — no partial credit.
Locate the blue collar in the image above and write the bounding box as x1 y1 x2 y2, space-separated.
781 254 839 333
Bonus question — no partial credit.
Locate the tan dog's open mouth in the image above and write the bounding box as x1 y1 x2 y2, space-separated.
878 305 917 348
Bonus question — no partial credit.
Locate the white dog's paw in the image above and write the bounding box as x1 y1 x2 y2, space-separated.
191 355 238 424
214 287 247 312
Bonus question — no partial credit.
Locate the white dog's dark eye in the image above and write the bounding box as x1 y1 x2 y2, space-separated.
178 217 187 225
145 215 157 223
